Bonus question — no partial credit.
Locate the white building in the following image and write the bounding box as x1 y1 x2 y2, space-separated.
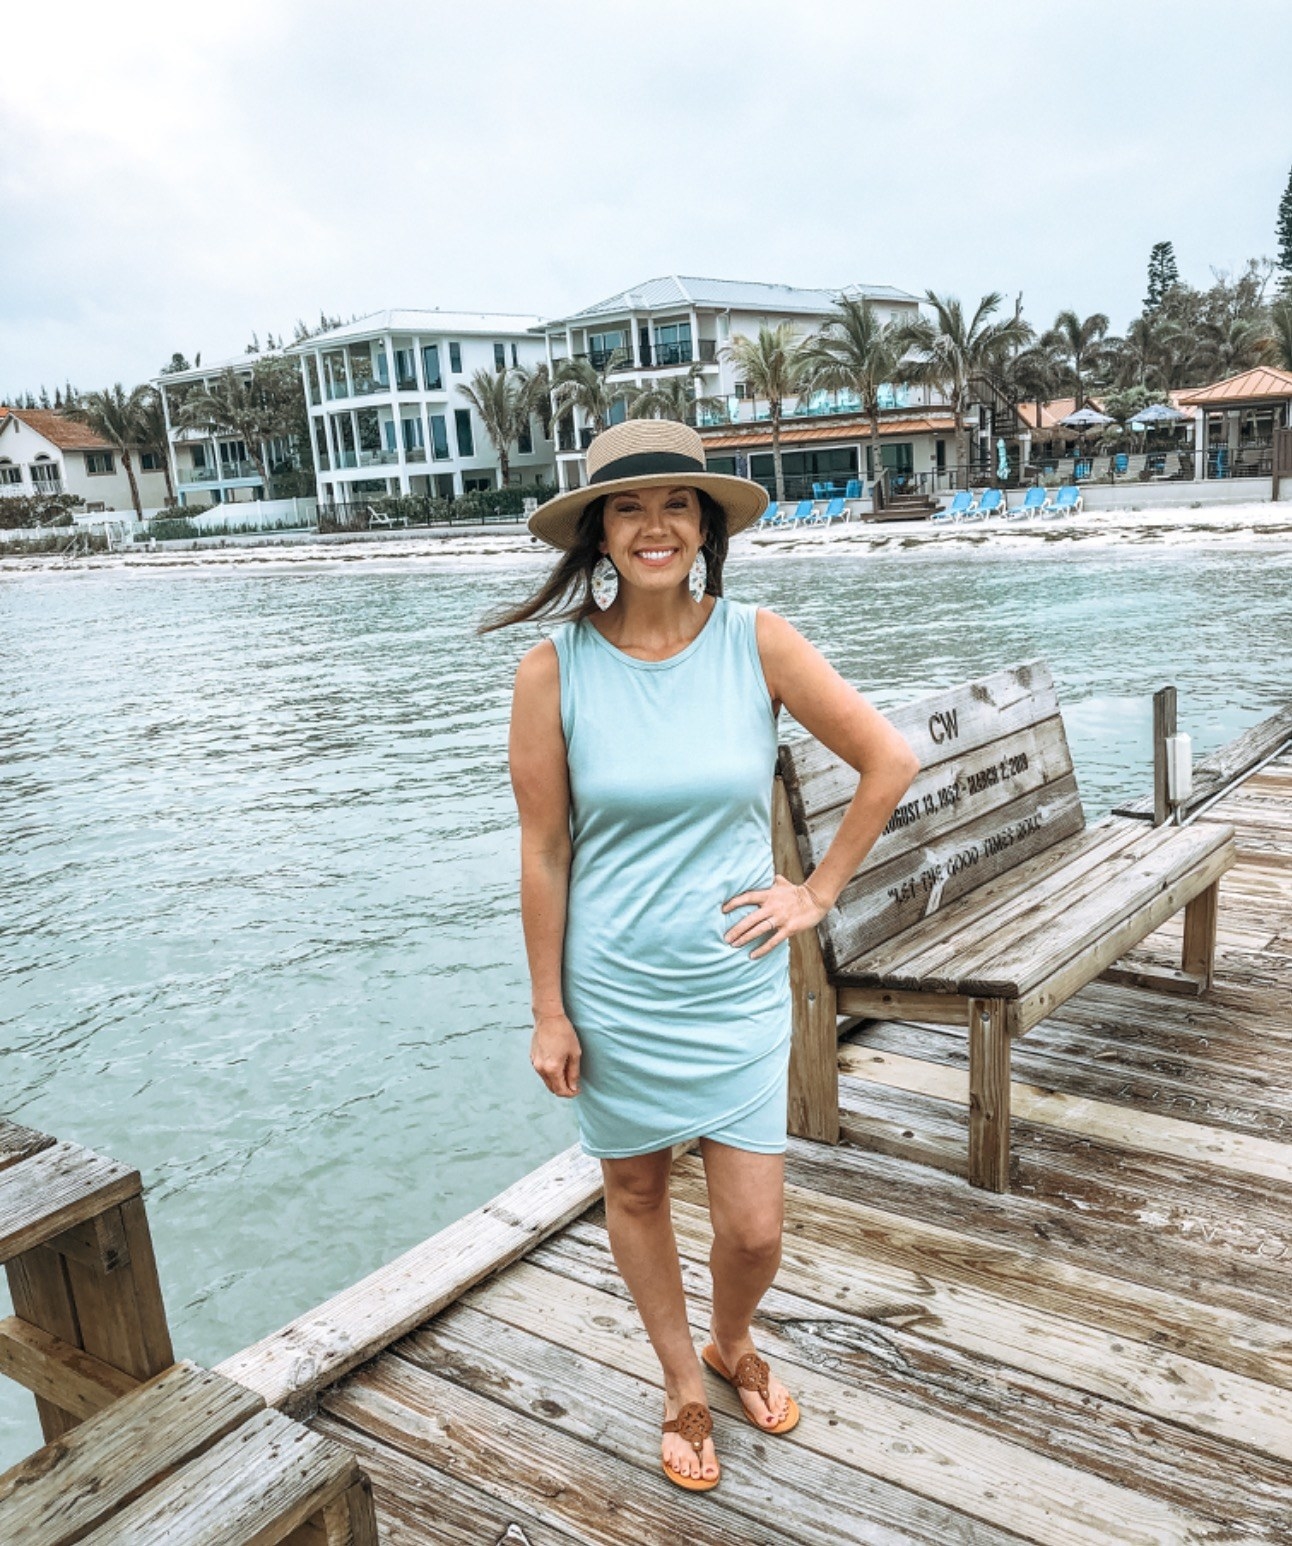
153 355 298 509
0 407 169 510
288 311 555 506
540 274 924 492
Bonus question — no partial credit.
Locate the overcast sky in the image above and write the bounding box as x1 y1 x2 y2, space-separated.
3 0 1290 396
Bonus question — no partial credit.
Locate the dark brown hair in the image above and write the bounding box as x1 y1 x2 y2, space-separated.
477 487 730 634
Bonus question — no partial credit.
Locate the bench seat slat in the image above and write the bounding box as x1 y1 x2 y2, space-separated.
0 1360 262 1543
77 1404 358 1546
836 822 1236 999
840 815 1145 982
859 816 1190 987
0 1143 140 1266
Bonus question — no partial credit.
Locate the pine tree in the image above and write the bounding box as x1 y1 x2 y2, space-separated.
1277 165 1292 292
1144 242 1180 313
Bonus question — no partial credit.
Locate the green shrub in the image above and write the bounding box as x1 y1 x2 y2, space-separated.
0 492 84 530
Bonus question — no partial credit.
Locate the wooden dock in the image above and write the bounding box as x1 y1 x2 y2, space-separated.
207 730 1292 1544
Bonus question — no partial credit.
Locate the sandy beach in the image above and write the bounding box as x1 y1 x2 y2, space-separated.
3 500 1292 575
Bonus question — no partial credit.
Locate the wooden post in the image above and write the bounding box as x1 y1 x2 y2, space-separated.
772 778 840 1144
1152 686 1177 828
1181 878 1220 989
967 996 1011 1192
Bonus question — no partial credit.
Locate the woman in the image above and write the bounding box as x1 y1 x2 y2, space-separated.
483 421 919 1492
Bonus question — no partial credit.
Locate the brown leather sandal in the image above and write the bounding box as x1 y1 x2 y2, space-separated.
701 1341 800 1434
660 1399 720 1491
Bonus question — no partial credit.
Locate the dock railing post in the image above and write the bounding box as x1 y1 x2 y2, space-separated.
1152 686 1177 828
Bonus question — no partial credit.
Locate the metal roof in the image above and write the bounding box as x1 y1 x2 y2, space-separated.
1178 366 1292 406
286 309 546 352
544 275 920 329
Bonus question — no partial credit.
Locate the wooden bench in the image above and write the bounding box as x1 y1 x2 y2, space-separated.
772 660 1238 1191
0 1123 378 1543
0 1361 376 1545
0 1119 173 1439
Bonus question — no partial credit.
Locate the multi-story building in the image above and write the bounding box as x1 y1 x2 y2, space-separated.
539 274 927 493
153 354 298 509
0 408 169 509
288 311 555 505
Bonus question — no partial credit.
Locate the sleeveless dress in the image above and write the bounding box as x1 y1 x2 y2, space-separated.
550 595 793 1159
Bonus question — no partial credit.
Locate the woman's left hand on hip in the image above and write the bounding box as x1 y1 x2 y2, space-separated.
721 874 827 959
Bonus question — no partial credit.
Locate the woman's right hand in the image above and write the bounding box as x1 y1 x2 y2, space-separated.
531 1014 582 1098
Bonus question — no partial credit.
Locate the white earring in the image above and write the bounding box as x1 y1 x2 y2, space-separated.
591 554 619 610
688 548 707 603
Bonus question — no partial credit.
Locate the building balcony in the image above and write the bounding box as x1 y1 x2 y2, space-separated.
405 447 427 463
358 449 399 467
30 474 64 495
179 461 261 484
352 376 390 398
334 451 358 469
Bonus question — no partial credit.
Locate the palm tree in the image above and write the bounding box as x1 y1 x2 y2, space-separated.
629 364 713 426
456 367 533 487
1263 298 1292 371
138 389 175 504
898 292 1031 475
722 323 811 500
173 358 299 488
549 353 639 445
1041 310 1111 408
1193 315 1272 379
64 383 151 518
515 361 553 442
798 297 907 488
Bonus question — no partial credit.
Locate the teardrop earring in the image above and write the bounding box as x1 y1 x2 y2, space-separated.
590 554 619 611
688 548 708 603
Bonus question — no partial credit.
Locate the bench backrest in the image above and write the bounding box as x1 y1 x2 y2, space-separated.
777 659 1086 972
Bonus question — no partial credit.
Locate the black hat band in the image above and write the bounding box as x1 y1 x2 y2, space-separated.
589 450 706 485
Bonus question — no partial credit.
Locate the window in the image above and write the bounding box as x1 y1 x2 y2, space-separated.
402 416 424 452
462 473 494 493
654 321 693 366
0 462 21 484
140 451 163 471
517 418 533 455
433 473 455 498
421 344 442 390
430 415 450 460
511 342 519 367
588 329 626 369
449 342 462 373
494 343 506 373
85 451 115 475
454 408 474 457
394 348 416 389
383 419 397 453
219 441 247 466
31 459 60 488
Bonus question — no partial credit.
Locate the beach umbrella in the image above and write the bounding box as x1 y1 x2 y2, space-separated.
1059 407 1114 429
1131 402 1187 424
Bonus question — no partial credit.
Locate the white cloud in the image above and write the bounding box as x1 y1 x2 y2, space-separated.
2 0 1290 395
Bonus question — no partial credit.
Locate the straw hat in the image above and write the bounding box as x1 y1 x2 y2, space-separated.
528 420 769 551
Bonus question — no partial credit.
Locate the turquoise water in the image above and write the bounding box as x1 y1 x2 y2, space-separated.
2 541 1290 1462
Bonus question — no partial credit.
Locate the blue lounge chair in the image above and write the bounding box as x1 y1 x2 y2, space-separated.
781 499 815 527
812 497 847 525
935 490 973 522
756 501 779 529
1049 485 1083 516
1009 487 1048 520
971 488 1004 520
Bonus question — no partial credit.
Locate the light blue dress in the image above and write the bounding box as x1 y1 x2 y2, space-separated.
550 595 792 1159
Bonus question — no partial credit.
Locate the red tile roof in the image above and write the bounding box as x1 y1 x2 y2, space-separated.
1178 366 1292 406
701 414 957 451
0 407 115 451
